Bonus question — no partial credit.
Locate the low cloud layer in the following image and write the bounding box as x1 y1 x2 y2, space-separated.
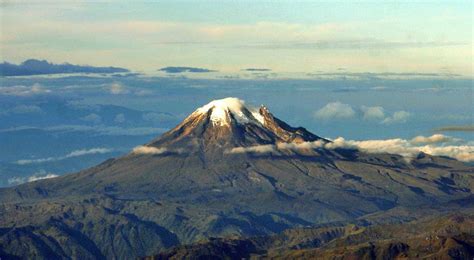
159 66 217 73
16 147 112 165
227 134 474 162
307 71 461 80
0 83 51 96
0 59 129 76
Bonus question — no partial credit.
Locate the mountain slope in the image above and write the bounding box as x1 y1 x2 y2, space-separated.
1 97 473 259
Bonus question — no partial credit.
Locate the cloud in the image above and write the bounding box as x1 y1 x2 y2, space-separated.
381 111 411 124
0 83 50 96
325 136 474 162
8 171 58 185
435 125 474 132
242 68 271 72
361 106 385 120
0 59 129 76
410 134 454 144
16 147 112 165
314 102 355 120
27 173 59 182
80 113 102 124
132 145 168 155
0 105 43 116
307 71 461 80
114 113 126 123
109 82 129 94
134 89 153 96
240 40 467 50
10 105 43 114
39 125 167 136
159 66 217 73
314 103 412 124
142 112 176 123
226 134 474 162
227 144 275 154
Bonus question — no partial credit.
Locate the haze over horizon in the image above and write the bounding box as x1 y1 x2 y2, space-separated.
1 1 473 77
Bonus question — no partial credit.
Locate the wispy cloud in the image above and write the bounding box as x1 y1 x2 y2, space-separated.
0 125 168 136
0 105 43 116
242 68 271 72
16 147 112 165
8 171 58 185
239 40 467 50
159 67 217 73
80 113 102 124
109 82 130 94
435 125 474 132
0 83 50 96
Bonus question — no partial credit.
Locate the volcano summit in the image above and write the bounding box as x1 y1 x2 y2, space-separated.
0 98 473 259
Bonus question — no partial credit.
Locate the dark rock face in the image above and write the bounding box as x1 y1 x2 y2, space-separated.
1 98 473 259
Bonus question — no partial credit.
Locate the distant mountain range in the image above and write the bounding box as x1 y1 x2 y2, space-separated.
0 59 129 76
1 98 473 259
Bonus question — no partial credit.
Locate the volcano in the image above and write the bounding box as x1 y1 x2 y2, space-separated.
1 98 473 259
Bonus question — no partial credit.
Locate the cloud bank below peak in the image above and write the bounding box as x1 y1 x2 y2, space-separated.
227 134 474 162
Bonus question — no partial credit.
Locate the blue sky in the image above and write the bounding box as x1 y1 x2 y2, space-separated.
1 1 472 76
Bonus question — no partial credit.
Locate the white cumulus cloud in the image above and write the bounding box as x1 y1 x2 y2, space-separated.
382 110 411 124
361 106 385 120
314 102 355 120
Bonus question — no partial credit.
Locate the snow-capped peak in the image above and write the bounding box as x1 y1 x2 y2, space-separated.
195 97 264 126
